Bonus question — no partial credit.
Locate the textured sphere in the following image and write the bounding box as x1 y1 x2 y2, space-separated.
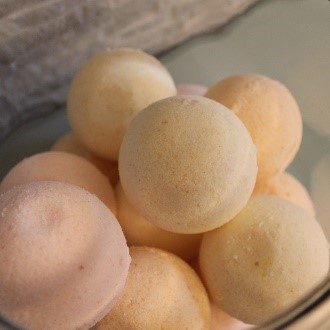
94 247 210 330
254 172 315 216
200 196 329 325
119 95 257 234
0 151 116 215
51 132 119 186
116 182 202 260
0 182 130 330
67 48 176 160
205 74 302 181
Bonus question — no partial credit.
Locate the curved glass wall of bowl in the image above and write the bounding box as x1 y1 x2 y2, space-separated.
0 0 329 329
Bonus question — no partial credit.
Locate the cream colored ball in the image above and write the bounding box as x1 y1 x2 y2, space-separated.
254 172 315 216
116 182 202 260
205 74 302 181
67 48 176 161
0 151 116 215
119 95 257 234
200 196 329 325
0 182 130 330
94 247 211 330
51 132 119 186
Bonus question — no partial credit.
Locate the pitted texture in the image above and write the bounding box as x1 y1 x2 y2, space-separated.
94 247 210 330
119 95 257 233
205 74 302 181
200 196 329 325
0 181 130 330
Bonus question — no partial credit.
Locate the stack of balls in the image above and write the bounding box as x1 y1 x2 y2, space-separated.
0 48 328 330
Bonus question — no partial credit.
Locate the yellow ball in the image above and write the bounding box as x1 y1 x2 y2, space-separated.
67 48 176 160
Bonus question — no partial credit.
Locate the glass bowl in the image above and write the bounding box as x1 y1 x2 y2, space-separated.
0 0 329 328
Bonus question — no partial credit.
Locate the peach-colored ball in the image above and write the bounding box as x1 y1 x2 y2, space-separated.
67 48 176 161
116 182 202 260
119 96 257 234
0 181 130 330
0 151 116 215
94 247 211 330
205 74 302 181
254 172 315 216
51 132 119 186
177 84 207 96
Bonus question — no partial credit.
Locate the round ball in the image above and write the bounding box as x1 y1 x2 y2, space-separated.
254 172 315 216
51 132 119 186
119 95 257 234
205 74 302 180
0 151 116 215
67 48 176 160
116 182 202 260
0 182 130 330
94 247 210 330
177 84 207 96
200 196 329 325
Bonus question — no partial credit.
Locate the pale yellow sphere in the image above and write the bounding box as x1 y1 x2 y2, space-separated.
200 196 329 325
116 182 201 260
0 182 130 330
205 74 302 181
67 48 176 160
94 247 211 330
254 172 315 216
0 151 116 215
119 95 257 234
51 132 119 186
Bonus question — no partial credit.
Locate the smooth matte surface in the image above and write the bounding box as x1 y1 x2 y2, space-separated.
0 0 329 235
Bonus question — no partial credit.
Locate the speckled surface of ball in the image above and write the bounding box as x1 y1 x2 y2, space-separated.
94 247 210 330
200 196 329 325
119 95 257 234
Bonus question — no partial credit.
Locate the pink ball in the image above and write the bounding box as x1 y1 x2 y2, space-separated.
176 84 207 96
